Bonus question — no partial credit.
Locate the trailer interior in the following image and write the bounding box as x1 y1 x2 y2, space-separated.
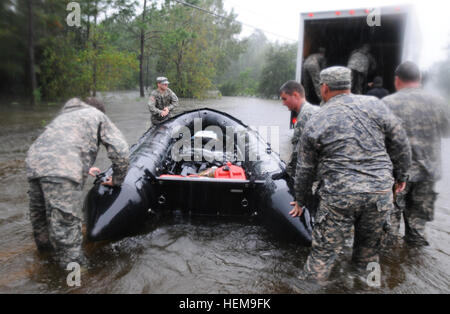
302 12 409 103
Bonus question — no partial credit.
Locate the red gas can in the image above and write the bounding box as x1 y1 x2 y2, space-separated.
214 162 247 180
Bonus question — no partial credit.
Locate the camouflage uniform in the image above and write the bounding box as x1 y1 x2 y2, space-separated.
148 88 179 126
286 102 320 178
383 88 450 245
26 98 129 267
295 67 411 281
347 48 376 95
305 193 394 280
27 177 84 266
303 53 326 101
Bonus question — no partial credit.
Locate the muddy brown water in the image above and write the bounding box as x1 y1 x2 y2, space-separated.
0 91 449 293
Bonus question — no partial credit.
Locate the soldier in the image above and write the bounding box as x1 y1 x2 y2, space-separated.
348 44 377 95
302 48 327 103
148 76 179 126
26 97 129 268
291 66 411 282
382 61 450 246
279 80 319 179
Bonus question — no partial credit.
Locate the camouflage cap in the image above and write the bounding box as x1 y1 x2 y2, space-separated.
320 66 352 90
156 77 170 84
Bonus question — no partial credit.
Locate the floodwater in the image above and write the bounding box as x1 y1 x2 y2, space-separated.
0 91 449 294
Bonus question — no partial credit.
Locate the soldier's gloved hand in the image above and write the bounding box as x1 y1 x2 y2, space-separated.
88 167 101 177
289 202 304 218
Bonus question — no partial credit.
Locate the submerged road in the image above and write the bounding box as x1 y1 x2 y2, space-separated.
0 91 449 293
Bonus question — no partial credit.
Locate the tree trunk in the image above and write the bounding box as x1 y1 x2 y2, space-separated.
139 0 147 97
92 1 98 97
26 0 37 105
176 41 185 96
86 1 91 46
145 55 150 92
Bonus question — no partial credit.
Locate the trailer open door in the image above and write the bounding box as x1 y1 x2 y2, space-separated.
296 5 420 104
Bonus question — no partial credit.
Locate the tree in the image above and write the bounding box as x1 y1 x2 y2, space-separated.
218 30 270 96
26 0 38 105
38 0 138 99
258 43 297 98
0 0 26 96
154 0 242 98
0 0 244 102
139 0 147 97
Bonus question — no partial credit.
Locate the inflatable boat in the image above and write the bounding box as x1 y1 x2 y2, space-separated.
84 108 314 245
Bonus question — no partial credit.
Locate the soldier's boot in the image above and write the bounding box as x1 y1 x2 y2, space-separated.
403 190 434 247
48 208 86 269
302 250 338 283
302 227 344 282
351 246 380 270
32 226 53 252
58 251 88 270
404 218 429 247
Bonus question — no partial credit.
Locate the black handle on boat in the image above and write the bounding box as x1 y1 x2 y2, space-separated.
94 172 107 186
144 169 157 183
271 171 292 185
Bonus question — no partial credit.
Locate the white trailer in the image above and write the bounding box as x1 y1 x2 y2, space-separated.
296 5 420 103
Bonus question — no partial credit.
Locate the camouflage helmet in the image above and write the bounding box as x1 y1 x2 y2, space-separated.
156 77 170 85
320 66 352 90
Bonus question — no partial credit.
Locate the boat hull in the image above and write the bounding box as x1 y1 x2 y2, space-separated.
84 108 313 245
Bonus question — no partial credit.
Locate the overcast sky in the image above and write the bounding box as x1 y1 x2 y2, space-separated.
221 0 450 69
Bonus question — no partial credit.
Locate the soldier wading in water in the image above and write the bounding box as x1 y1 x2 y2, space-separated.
26 97 129 268
291 66 412 282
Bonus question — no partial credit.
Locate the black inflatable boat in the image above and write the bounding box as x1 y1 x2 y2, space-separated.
84 108 314 245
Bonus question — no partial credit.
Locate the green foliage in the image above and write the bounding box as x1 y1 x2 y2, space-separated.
0 0 26 95
0 0 267 101
40 34 138 100
218 30 281 97
219 69 258 96
40 35 90 99
33 88 42 103
258 43 297 98
154 0 241 99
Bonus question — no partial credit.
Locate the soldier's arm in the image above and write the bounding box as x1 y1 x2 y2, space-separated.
437 98 450 138
148 94 163 116
99 117 130 186
319 55 326 69
382 107 411 183
286 123 301 175
286 144 299 179
294 130 318 207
